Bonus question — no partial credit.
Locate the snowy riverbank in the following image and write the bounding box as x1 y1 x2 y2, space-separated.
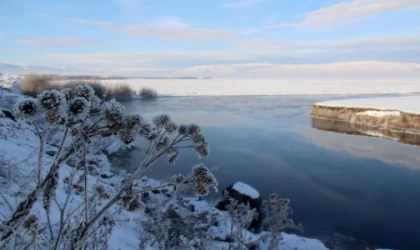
312 96 420 137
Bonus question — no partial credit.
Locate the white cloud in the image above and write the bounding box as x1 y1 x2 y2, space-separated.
151 16 189 29
221 0 273 8
74 19 235 42
18 37 100 47
36 35 420 72
274 0 420 30
236 35 420 51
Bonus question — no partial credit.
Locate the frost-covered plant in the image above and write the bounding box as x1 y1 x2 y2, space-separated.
262 193 303 249
1 85 214 250
140 199 213 250
226 199 258 250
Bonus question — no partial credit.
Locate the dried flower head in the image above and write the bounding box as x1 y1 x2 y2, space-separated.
171 174 185 185
153 114 171 127
123 195 142 211
15 98 38 119
61 88 76 101
188 124 201 134
95 185 110 199
192 133 206 145
69 97 90 120
191 164 218 197
125 114 142 130
164 122 178 134
45 110 67 126
75 85 95 101
89 95 102 116
195 144 209 158
193 164 209 176
118 128 135 145
38 90 64 111
104 99 125 128
178 124 189 135
23 215 38 230
269 193 278 200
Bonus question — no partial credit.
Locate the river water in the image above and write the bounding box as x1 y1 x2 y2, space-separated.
111 95 420 250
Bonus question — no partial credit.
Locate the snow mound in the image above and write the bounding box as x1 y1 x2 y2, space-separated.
316 96 420 114
232 181 260 199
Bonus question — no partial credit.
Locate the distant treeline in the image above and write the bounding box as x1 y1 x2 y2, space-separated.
62 75 211 80
20 74 157 101
61 75 129 80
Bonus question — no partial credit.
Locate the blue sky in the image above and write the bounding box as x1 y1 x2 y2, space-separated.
0 0 419 77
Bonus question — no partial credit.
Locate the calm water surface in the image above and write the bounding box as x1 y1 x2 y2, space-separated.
112 95 420 250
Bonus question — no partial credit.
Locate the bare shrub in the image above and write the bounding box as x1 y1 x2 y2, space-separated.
139 87 158 100
20 74 60 96
106 84 134 101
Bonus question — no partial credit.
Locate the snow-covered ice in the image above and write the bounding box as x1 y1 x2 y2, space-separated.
101 78 420 96
232 181 260 199
316 96 420 114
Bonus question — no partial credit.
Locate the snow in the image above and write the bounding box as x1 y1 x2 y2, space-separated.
316 96 420 114
101 78 420 96
232 181 260 199
357 110 401 117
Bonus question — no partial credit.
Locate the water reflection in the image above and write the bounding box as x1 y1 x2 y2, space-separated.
312 118 420 146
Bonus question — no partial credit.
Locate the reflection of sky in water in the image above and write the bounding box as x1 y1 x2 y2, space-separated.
115 95 420 250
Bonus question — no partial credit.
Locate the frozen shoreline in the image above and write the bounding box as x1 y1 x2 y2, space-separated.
312 96 420 138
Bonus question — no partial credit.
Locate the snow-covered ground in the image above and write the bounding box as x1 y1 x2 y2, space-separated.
102 78 420 96
316 96 420 114
0 84 329 249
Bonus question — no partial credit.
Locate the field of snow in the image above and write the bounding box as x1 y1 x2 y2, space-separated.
316 96 420 114
102 78 420 96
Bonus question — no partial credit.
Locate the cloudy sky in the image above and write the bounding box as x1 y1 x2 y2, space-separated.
0 0 419 77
